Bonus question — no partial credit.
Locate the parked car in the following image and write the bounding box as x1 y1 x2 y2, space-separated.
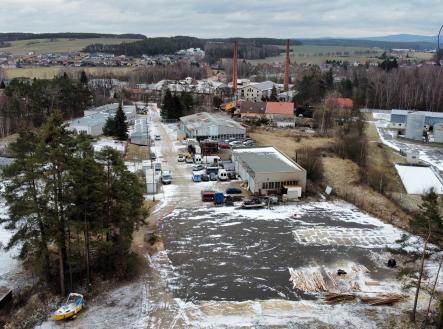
218 169 228 181
201 173 210 181
155 135 161 141
226 187 242 194
243 140 255 146
209 172 218 181
161 171 172 184
150 152 156 160
177 154 185 162
185 156 194 163
218 142 231 149
192 173 202 182
227 171 237 180
192 164 205 171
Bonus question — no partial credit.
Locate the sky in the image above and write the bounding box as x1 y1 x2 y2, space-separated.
0 0 442 38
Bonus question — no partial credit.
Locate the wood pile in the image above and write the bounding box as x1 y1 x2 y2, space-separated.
360 293 404 306
289 268 328 292
324 292 357 304
351 264 370 273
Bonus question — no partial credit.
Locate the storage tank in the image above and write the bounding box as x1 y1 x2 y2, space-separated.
405 112 425 141
434 123 443 144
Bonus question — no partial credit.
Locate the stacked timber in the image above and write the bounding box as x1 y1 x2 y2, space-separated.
360 293 405 306
324 293 357 304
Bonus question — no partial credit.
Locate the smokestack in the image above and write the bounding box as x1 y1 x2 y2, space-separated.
284 39 290 92
232 41 238 95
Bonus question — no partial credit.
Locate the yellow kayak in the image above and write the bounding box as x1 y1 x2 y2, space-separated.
53 293 85 321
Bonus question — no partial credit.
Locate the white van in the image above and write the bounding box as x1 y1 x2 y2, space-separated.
202 155 221 165
194 154 202 164
218 169 228 181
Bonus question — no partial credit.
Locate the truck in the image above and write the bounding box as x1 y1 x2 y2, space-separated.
202 155 221 165
214 192 225 206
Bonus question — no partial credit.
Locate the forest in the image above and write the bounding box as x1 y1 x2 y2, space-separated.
294 65 443 112
0 32 146 43
2 113 145 294
0 73 91 138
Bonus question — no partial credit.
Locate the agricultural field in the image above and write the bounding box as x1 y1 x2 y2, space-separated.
4 66 136 80
248 45 384 65
0 38 138 56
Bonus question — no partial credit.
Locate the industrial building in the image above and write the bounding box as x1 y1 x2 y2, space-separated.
67 103 136 137
179 112 246 140
231 146 306 195
236 81 283 102
389 109 443 141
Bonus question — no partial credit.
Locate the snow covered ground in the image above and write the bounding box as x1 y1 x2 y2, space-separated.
92 138 126 154
395 164 443 194
371 112 443 170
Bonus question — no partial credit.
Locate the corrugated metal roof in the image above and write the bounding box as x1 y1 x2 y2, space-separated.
180 112 244 131
234 147 302 174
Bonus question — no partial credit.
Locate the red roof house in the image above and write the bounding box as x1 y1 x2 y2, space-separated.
265 102 294 118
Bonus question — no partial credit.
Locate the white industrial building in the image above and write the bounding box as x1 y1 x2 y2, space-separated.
179 112 246 140
237 81 283 102
67 103 136 137
390 109 443 142
232 146 307 196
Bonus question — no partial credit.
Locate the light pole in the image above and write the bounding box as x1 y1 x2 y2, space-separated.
438 24 443 65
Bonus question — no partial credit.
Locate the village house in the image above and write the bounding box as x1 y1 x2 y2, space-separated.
237 81 283 102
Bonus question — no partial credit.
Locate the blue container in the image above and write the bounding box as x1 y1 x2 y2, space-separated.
214 192 225 205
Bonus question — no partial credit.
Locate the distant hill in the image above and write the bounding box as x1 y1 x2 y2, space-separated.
0 32 147 43
361 34 437 43
299 37 436 51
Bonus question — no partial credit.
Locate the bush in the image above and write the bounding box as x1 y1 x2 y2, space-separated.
295 146 324 182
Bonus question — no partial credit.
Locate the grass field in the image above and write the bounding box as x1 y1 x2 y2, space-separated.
4 66 137 79
248 45 433 65
0 38 138 56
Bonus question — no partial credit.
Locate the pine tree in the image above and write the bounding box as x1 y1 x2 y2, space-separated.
114 103 128 140
2 130 51 282
411 189 442 322
80 71 88 86
0 80 5 89
270 85 278 101
161 88 173 119
103 117 116 136
171 95 183 119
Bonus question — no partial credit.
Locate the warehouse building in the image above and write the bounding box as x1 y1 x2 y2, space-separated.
67 103 136 137
389 109 443 141
232 146 306 196
179 112 246 140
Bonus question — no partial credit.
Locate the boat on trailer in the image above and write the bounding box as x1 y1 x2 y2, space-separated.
53 293 85 321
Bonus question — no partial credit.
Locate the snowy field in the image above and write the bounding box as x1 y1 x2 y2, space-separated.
395 164 443 194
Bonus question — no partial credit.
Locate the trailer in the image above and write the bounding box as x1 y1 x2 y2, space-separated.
214 192 225 205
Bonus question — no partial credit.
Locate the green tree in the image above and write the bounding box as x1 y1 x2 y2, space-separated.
114 103 128 140
161 88 173 119
80 71 88 85
411 189 442 322
0 80 5 89
2 130 51 282
180 92 194 113
103 117 116 136
212 95 222 109
270 86 278 101
171 95 183 119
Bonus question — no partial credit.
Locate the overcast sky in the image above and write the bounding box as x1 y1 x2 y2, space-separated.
0 0 441 38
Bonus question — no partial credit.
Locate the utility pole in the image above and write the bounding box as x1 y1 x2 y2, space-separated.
232 41 238 97
284 39 290 92
438 24 443 66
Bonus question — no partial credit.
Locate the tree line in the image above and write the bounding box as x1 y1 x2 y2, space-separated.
0 32 146 43
0 74 91 139
294 65 443 112
2 113 145 295
84 36 206 57
161 88 194 120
